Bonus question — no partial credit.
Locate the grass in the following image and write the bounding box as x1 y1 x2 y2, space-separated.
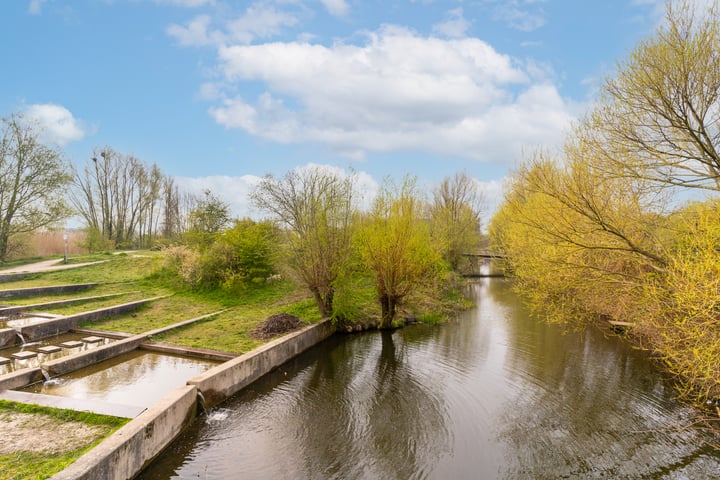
2 251 321 353
0 400 128 480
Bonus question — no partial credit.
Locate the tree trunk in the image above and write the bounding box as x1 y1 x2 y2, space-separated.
379 293 397 329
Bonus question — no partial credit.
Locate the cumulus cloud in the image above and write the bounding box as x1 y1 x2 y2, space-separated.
433 8 471 38
24 104 86 146
206 25 578 164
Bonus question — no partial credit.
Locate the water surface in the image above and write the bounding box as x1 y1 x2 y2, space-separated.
23 350 219 408
140 279 720 479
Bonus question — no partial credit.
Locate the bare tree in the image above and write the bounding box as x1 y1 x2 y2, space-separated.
0 113 71 261
251 166 355 317
71 147 166 249
430 171 485 270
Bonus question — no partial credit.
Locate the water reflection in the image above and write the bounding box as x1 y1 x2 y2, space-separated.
140 279 720 479
22 351 219 408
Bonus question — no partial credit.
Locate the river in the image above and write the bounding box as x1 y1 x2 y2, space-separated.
139 279 720 479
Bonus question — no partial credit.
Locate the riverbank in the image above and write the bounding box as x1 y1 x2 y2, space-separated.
0 251 463 478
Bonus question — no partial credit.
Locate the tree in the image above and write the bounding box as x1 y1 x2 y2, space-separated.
430 171 484 270
588 0 720 192
251 166 355 317
185 190 231 247
71 147 166 248
0 113 71 261
355 176 440 329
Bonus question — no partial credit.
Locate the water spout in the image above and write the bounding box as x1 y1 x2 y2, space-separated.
41 370 50 382
15 331 26 345
197 391 208 415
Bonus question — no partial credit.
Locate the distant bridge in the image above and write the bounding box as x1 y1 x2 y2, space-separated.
460 251 507 277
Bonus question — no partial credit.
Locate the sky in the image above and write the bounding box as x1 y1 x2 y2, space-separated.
0 0 695 220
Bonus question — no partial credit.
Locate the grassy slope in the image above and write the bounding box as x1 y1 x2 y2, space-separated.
1 251 321 354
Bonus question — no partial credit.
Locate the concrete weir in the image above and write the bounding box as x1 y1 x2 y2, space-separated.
19 297 165 341
48 319 335 480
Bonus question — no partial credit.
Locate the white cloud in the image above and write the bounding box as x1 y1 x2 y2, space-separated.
24 104 86 146
206 25 578 164
28 0 48 15
226 4 299 44
493 4 546 32
175 163 378 218
320 0 349 17
167 14 214 46
175 174 262 219
168 3 299 46
433 8 471 38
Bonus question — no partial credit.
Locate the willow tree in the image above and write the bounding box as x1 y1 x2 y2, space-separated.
251 166 355 317
0 113 71 261
589 0 720 192
490 149 667 326
355 176 439 329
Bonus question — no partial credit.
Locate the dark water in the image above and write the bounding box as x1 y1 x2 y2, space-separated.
140 279 720 479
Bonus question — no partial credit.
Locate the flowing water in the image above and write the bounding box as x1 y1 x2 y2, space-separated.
140 279 720 479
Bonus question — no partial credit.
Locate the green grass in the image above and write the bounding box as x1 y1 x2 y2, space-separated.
0 400 128 480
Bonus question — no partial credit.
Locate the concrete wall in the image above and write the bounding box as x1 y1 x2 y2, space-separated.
0 293 126 315
20 298 160 341
43 336 145 377
0 273 30 283
50 385 198 480
0 283 97 298
0 367 44 391
0 328 18 349
38 318 335 479
188 319 335 407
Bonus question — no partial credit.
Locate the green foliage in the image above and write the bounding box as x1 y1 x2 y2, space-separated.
0 113 72 261
79 226 115 253
355 176 443 328
184 190 231 247
251 166 356 317
165 218 278 290
490 0 720 404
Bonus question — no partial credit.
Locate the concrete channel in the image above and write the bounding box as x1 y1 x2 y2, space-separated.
0 277 337 479
0 295 335 480
48 319 335 480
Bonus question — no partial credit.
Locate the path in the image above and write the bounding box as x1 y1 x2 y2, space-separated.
0 259 107 274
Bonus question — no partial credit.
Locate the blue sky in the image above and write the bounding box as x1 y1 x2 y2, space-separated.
0 0 690 218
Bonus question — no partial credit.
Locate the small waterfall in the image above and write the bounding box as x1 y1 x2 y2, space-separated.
15 332 26 345
41 370 51 382
197 391 208 415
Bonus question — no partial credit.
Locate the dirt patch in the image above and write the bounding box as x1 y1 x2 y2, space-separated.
251 313 303 340
0 411 108 455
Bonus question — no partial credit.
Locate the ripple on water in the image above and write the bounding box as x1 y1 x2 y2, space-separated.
138 281 720 480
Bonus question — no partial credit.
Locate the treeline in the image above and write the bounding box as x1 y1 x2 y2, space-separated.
490 2 720 403
0 114 201 259
166 168 485 329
